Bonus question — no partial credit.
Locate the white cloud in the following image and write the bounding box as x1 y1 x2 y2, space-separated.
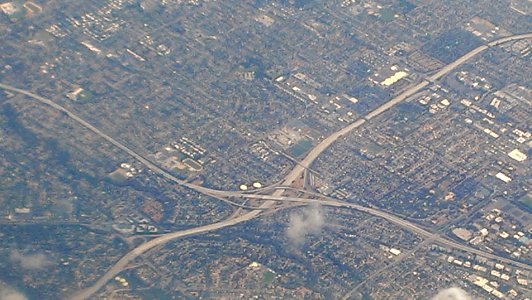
431 287 472 300
0 286 28 300
285 204 325 247
10 250 53 271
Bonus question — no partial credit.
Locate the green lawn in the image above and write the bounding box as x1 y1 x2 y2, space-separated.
263 271 275 285
290 138 313 157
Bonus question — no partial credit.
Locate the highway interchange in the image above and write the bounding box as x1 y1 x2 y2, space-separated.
1 33 531 299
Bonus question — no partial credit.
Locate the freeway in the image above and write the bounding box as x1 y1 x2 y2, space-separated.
71 190 532 299
3 33 532 200
1 33 528 299
241 193 532 271
289 32 532 174
70 210 264 300
0 83 298 300
5 31 532 204
0 82 269 198
72 169 293 300
0 84 222 194
428 32 532 82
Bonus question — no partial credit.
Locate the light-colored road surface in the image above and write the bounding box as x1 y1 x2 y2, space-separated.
70 210 265 300
71 172 295 300
280 31 532 178
2 33 530 299
0 82 258 197
242 194 532 271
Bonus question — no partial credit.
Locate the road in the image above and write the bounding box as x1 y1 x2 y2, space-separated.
292 32 532 174
72 190 532 299
72 170 294 300
5 31 532 202
241 194 532 271
70 210 264 300
341 238 435 300
1 33 530 299
0 82 273 198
